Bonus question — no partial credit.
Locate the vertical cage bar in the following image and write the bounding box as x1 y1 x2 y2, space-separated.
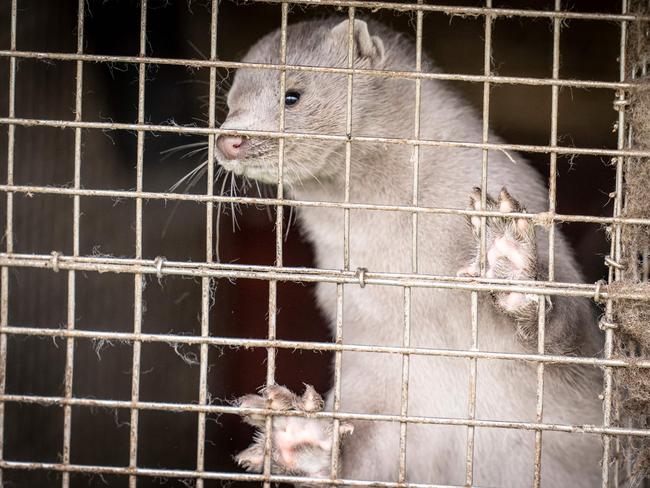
272 6 288 270
398 286 412 483
61 1 85 486
0 1 17 485
533 2 561 485
601 1 628 485
465 2 492 484
546 1 561 280
479 0 493 279
410 2 423 275
129 2 148 487
619 57 640 486
263 4 289 485
330 5 356 480
398 2 423 482
343 8 353 273
465 291 479 485
330 280 344 478
195 2 219 487
533 298 547 487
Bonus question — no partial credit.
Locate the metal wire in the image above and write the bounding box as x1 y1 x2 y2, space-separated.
61 1 85 487
399 2 424 480
1 184 650 226
2 1 649 487
2 458 644 488
0 1 17 486
127 3 148 487
0 50 638 90
531 2 563 484
3 325 650 369
195 3 219 487
4 116 650 160
2 392 649 437
328 5 356 481
3 251 650 300
601 2 630 486
465 1 493 483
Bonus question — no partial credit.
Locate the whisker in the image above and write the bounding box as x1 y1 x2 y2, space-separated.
161 141 209 159
169 160 209 193
180 146 210 160
289 158 326 189
186 164 209 190
230 172 238 232
176 79 209 86
187 40 207 60
285 198 294 242
215 169 230 263
192 116 210 125
254 179 263 199
162 159 213 239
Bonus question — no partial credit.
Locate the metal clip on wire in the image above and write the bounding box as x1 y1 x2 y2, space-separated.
154 256 167 282
604 255 624 270
356 267 368 288
594 279 606 303
598 318 618 331
50 251 61 273
613 94 629 111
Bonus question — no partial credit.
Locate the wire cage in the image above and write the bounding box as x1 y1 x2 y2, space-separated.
0 0 649 487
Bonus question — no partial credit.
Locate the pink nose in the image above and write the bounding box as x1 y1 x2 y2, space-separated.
217 136 247 160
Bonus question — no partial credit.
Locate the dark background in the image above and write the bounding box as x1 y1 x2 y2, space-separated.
0 0 625 487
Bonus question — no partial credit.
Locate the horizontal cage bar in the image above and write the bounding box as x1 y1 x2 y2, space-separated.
2 184 650 226
2 117 649 159
2 325 650 369
2 394 649 437
0 459 548 488
1 252 648 300
238 0 650 22
0 49 635 91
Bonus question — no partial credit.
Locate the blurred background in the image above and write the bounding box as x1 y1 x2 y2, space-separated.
0 0 625 486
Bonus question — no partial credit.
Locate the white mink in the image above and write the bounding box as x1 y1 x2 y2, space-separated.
215 17 604 487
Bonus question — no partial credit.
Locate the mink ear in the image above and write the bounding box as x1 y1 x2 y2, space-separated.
331 19 385 66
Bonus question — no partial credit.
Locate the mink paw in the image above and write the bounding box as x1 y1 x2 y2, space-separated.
457 187 540 316
235 384 353 477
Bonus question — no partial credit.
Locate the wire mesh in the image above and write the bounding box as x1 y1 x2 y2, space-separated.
1 1 649 487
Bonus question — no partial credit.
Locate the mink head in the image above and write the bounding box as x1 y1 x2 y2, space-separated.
215 17 416 186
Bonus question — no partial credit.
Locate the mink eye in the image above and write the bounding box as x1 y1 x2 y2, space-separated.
285 91 301 106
